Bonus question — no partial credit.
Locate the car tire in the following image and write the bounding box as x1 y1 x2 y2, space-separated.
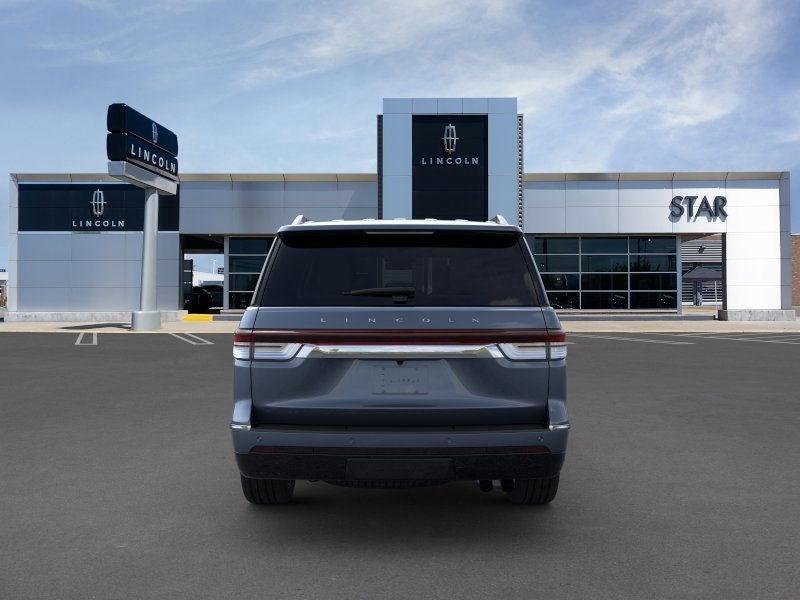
240 475 295 505
504 475 559 505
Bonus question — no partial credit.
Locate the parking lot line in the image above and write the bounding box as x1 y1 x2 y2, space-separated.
720 336 800 345
652 333 800 345
770 335 800 342
732 334 800 341
74 332 98 346
168 332 214 346
666 332 719 337
567 334 693 345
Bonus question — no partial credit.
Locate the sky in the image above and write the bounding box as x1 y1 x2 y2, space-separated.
2 0 800 270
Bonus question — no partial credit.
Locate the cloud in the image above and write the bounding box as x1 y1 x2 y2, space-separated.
502 0 790 171
234 0 521 89
603 0 780 128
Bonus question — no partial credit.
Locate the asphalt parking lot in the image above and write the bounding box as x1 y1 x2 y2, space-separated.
1 331 799 599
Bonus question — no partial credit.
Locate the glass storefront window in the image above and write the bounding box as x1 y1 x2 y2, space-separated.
630 292 677 309
581 255 628 272
630 273 677 290
229 238 272 254
228 237 273 309
541 273 579 290
228 292 254 310
530 235 678 310
532 237 579 254
629 236 676 253
581 237 628 253
581 292 629 309
229 256 267 272
630 254 676 272
229 274 261 292
581 273 627 290
547 292 580 309
535 254 579 272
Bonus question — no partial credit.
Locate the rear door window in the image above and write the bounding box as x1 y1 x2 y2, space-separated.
258 230 541 307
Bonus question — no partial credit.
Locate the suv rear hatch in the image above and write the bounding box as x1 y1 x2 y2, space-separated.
241 226 562 427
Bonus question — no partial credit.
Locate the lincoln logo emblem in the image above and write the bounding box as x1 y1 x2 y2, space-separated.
442 123 458 153
152 122 158 144
91 189 106 217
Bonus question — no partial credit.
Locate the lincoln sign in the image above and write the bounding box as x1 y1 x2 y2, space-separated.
16 183 179 232
411 115 488 221
106 103 179 181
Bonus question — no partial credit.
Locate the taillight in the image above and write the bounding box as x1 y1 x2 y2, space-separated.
233 330 302 361
233 331 252 359
498 330 566 361
253 343 302 360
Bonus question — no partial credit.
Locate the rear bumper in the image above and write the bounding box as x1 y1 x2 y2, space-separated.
233 425 567 481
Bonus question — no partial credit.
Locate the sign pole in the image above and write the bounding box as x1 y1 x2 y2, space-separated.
132 187 161 331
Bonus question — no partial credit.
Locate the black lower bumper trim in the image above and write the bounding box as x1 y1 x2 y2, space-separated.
236 449 565 481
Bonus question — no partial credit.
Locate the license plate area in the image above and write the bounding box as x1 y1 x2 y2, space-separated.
372 366 429 395
346 458 454 480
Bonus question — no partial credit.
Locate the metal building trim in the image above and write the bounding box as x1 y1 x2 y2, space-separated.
517 114 524 228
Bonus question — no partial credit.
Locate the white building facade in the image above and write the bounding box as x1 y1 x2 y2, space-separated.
5 97 793 321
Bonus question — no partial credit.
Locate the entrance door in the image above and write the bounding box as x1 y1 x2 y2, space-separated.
226 237 274 309
181 234 224 313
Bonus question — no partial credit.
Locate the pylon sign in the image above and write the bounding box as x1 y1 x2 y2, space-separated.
106 103 179 181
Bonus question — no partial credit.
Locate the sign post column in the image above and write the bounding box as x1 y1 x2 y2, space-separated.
133 187 160 331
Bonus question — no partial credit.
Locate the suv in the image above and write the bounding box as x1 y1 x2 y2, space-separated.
231 216 569 505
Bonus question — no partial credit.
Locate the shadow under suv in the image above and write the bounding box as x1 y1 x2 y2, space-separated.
231 216 569 505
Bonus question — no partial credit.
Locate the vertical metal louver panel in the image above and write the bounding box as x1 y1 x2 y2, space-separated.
517 114 524 228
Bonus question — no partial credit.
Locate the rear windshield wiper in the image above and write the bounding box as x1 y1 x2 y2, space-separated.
343 286 415 303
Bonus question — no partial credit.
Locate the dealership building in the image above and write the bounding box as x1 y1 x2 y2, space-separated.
5 97 794 321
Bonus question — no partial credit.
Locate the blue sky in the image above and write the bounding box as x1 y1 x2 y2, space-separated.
2 0 800 269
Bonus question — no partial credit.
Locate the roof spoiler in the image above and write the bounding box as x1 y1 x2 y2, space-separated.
288 214 512 226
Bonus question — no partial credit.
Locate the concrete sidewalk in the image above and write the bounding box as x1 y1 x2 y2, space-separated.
563 319 800 333
0 319 240 334
2 315 800 334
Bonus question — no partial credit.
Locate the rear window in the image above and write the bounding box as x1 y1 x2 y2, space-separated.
258 230 541 307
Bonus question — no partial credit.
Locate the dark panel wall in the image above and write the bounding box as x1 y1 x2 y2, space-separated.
411 115 488 221
17 184 179 232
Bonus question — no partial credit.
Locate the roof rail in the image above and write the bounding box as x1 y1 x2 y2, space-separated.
489 214 509 225
291 214 310 225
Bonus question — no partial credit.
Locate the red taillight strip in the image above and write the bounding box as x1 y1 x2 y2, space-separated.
234 329 253 344
235 328 565 345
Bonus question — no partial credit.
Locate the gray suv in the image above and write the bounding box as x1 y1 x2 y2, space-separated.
231 216 569 505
